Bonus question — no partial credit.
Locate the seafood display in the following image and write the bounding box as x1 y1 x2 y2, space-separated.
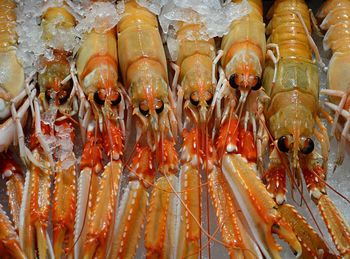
0 0 349 259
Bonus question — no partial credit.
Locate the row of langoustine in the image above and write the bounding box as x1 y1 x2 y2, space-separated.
0 0 349 258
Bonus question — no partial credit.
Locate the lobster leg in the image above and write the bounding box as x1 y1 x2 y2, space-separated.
80 119 124 259
301 152 350 257
321 89 349 136
263 147 288 205
176 164 201 259
83 161 122 259
110 180 148 258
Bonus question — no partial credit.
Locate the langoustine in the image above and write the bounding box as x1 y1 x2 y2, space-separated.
318 0 350 165
0 0 31 258
263 0 350 257
109 1 178 257
74 1 125 258
19 2 78 258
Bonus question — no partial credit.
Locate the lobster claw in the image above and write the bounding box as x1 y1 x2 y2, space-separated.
222 153 302 259
0 204 25 259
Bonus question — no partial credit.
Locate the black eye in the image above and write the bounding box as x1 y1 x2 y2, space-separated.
94 91 105 105
45 89 53 102
139 102 149 116
190 92 199 106
277 136 289 153
229 74 239 89
58 90 69 105
155 100 164 114
251 76 262 91
301 138 314 154
111 92 122 106
205 92 213 105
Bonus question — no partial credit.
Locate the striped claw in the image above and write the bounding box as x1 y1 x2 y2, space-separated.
109 180 149 258
0 204 25 259
301 152 350 257
317 195 350 257
109 145 154 258
222 153 302 259
278 204 337 259
0 153 24 232
145 175 178 258
52 152 76 259
83 161 122 259
208 167 262 259
19 149 53 259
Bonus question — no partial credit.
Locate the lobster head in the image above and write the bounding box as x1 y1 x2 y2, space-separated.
38 51 75 116
182 69 214 124
226 48 263 95
270 104 315 170
130 73 174 150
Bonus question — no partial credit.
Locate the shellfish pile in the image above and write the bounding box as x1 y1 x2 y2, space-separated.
0 0 349 258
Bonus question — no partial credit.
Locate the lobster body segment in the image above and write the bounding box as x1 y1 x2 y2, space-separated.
263 58 319 140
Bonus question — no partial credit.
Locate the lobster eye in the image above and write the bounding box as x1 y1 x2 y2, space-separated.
58 90 69 105
45 89 54 102
94 90 105 105
110 91 122 106
190 92 199 106
251 76 262 91
139 101 149 116
277 136 289 153
229 74 239 89
205 91 213 105
155 99 164 114
301 138 314 154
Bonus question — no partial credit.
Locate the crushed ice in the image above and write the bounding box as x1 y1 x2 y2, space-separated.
137 0 250 60
75 1 124 34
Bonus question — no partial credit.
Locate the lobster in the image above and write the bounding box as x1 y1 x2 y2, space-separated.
73 1 125 258
108 1 178 257
318 0 350 167
19 2 78 258
262 0 350 257
0 0 32 258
